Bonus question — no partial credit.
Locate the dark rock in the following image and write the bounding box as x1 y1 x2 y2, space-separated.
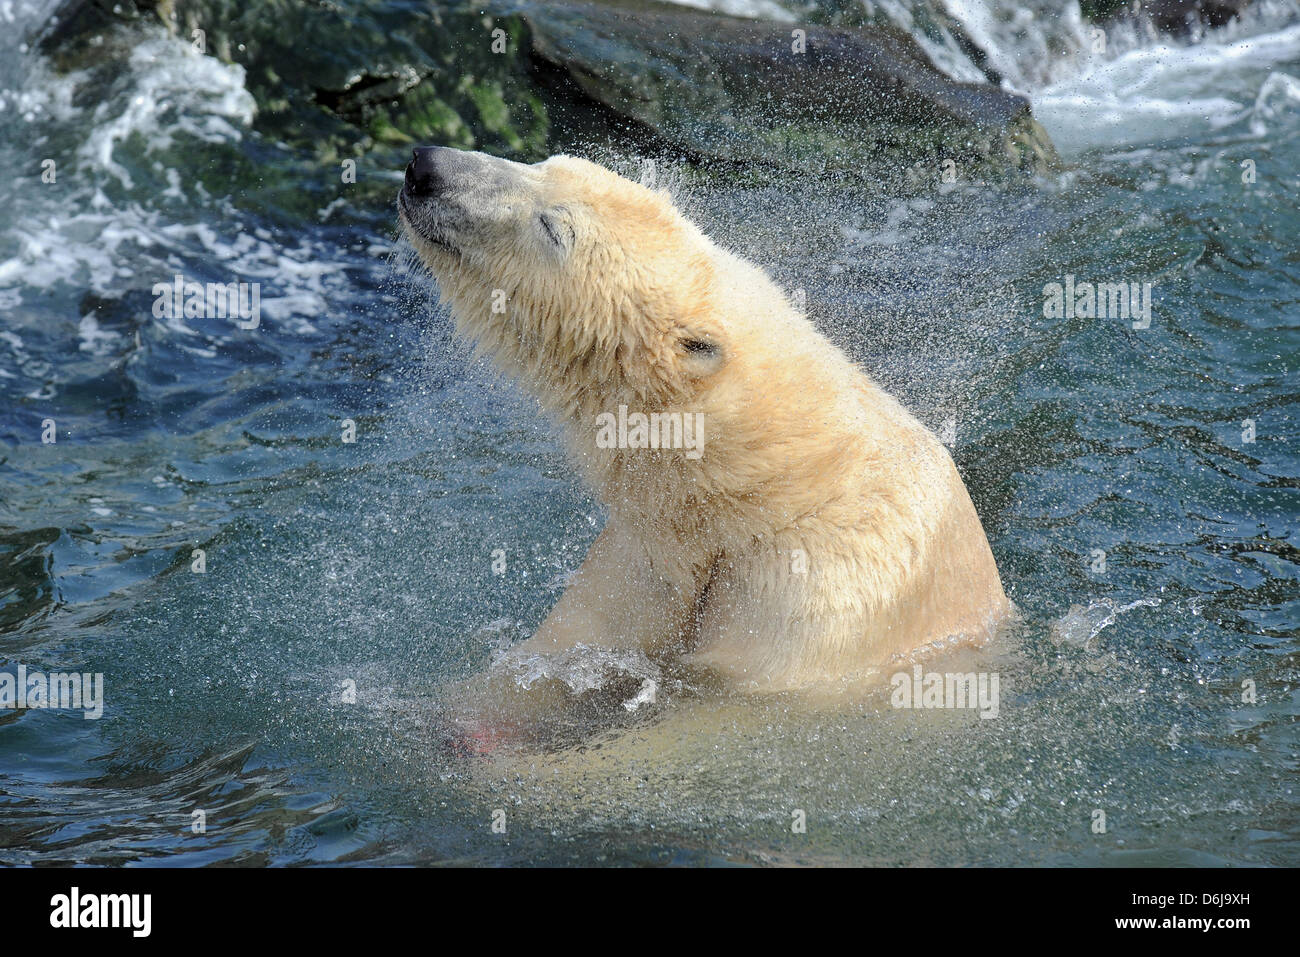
508 0 1058 181
1145 0 1252 31
1081 0 1252 32
31 0 153 52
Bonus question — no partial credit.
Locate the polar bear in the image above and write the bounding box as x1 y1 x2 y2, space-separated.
398 147 1009 733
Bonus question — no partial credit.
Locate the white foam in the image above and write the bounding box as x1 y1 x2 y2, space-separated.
82 38 256 189
1034 20 1300 154
0 31 259 306
941 0 1097 90
660 0 796 23
1051 597 1161 651
1249 69 1300 135
78 313 121 356
497 642 662 696
0 26 360 389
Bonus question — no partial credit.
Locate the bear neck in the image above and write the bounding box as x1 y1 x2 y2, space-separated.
441 277 721 563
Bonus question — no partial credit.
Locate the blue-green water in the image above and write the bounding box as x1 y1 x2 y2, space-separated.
1 2 1296 865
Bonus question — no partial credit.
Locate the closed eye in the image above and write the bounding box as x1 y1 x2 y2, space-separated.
539 212 572 251
682 338 717 356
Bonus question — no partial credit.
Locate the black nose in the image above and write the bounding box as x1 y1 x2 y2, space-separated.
404 147 445 197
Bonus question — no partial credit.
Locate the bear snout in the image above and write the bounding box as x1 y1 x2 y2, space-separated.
404 146 452 199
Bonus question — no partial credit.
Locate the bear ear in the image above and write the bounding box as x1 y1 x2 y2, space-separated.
680 337 718 356
538 209 575 255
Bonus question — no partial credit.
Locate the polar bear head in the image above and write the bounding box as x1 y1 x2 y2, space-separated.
396 148 752 411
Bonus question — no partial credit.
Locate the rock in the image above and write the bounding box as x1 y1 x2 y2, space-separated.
508 0 1058 182
32 1 146 46
1081 0 1253 32
1144 0 1252 31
